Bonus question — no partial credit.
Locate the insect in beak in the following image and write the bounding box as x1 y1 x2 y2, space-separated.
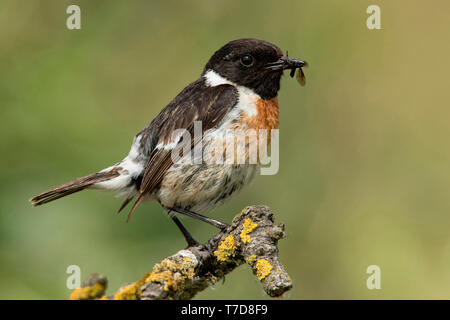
290 66 307 86
265 52 308 86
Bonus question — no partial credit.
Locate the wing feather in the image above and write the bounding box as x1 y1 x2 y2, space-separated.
126 80 239 221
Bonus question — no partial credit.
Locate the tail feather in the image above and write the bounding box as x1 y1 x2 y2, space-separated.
117 197 133 214
30 169 120 207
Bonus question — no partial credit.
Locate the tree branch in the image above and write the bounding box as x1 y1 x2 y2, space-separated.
69 205 292 300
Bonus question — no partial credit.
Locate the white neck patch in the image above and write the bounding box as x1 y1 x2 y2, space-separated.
204 69 233 87
203 69 259 117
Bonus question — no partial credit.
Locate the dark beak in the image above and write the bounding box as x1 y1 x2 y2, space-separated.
264 56 308 71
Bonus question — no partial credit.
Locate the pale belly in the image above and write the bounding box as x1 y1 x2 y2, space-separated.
157 162 258 213
156 109 261 213
155 74 278 214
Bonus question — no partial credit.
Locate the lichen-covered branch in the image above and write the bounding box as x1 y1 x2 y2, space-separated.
69 205 292 300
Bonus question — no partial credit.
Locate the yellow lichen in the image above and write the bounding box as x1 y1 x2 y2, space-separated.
181 257 195 279
69 283 105 300
246 254 257 265
113 281 142 300
141 255 196 293
240 218 257 243
214 235 237 262
255 259 273 280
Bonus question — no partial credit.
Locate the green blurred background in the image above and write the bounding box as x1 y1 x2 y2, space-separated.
1 0 450 299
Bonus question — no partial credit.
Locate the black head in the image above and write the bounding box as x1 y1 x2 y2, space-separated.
203 38 306 100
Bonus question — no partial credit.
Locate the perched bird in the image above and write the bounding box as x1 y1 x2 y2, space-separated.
30 38 307 246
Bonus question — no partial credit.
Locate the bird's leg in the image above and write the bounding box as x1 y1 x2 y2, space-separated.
169 206 230 230
166 210 199 247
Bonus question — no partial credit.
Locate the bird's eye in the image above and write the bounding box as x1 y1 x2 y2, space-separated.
240 54 254 67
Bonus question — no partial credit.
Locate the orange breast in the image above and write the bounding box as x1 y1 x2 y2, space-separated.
241 96 279 142
244 97 279 129
226 96 279 163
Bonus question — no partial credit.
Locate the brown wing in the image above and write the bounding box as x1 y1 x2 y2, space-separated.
126 81 239 221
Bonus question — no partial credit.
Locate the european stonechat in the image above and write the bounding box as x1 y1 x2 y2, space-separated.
30 38 307 246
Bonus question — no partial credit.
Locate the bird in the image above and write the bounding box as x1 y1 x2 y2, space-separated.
30 38 307 246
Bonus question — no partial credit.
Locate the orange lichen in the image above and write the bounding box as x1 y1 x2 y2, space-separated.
255 259 273 280
147 270 176 292
69 283 105 300
240 218 257 243
113 281 142 300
